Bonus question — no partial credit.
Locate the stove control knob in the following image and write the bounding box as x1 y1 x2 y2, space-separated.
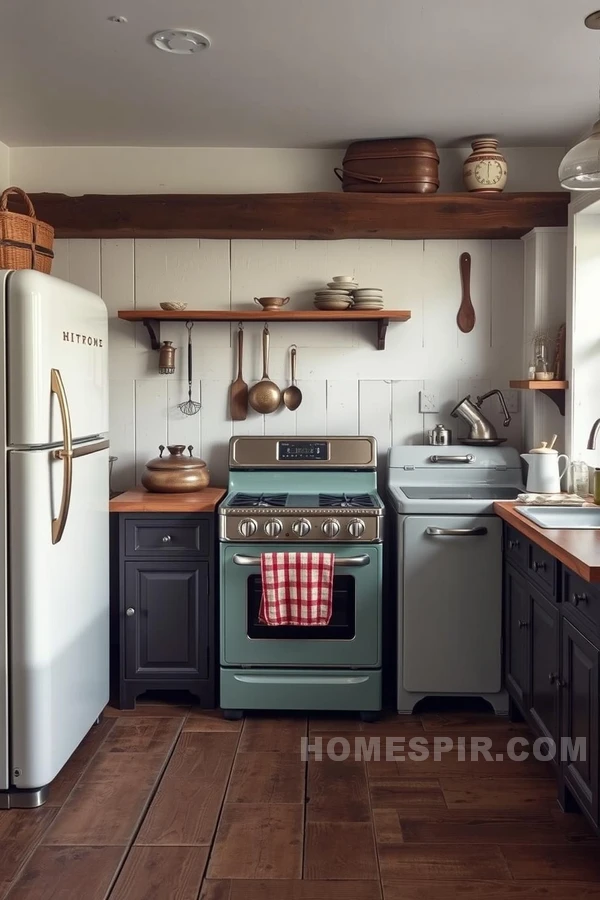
347 518 365 538
322 518 340 538
292 518 311 537
238 518 257 538
264 518 283 538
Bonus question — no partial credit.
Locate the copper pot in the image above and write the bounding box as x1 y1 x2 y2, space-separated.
141 444 210 493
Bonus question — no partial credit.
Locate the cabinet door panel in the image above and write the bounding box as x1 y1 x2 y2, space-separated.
504 564 530 710
530 591 560 745
561 618 599 826
124 561 209 680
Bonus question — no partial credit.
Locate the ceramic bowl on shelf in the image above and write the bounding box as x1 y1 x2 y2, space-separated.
314 290 353 299
254 296 290 310
353 288 383 296
160 301 188 311
314 299 353 310
327 281 358 290
353 302 384 310
332 275 357 284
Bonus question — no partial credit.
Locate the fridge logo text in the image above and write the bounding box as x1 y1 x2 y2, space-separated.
63 331 103 347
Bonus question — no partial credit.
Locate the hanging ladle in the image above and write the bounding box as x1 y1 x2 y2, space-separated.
282 345 302 411
178 322 202 416
248 325 281 414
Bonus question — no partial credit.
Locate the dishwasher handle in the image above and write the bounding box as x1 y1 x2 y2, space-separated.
429 454 474 464
232 553 371 567
426 526 488 537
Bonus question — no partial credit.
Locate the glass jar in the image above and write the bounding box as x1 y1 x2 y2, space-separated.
568 460 590 495
533 335 554 381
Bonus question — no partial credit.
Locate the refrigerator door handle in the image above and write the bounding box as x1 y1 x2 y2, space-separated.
50 368 73 544
71 439 110 459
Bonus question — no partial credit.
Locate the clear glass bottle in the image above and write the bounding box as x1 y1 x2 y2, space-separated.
568 460 590 495
533 335 554 381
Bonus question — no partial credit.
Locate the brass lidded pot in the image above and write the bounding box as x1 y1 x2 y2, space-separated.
142 444 210 493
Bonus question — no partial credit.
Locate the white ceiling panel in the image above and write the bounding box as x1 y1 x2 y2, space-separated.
0 0 597 147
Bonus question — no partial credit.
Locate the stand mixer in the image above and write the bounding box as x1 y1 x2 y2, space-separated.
450 390 512 445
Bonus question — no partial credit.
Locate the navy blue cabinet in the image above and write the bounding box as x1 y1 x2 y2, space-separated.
503 523 600 835
111 513 217 709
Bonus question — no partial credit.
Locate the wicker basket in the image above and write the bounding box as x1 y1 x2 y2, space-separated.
0 187 54 274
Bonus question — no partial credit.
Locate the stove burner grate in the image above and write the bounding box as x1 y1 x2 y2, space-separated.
229 492 287 508
319 493 375 509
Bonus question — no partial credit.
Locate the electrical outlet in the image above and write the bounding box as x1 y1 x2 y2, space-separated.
419 390 439 413
504 389 520 414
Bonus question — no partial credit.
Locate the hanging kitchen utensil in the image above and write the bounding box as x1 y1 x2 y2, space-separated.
248 325 281 414
282 345 302 411
158 340 176 375
178 322 202 416
457 252 475 333
229 323 248 421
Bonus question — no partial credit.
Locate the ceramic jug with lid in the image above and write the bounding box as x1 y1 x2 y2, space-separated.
521 443 569 494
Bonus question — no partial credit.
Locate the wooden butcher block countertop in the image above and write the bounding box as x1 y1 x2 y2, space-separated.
494 500 600 583
110 487 227 513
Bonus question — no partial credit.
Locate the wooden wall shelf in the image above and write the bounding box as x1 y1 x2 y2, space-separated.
509 380 569 416
118 308 411 351
30 191 568 240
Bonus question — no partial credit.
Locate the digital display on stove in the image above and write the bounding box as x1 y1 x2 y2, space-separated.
278 441 329 461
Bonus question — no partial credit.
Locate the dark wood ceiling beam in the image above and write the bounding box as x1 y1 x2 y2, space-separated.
29 191 569 241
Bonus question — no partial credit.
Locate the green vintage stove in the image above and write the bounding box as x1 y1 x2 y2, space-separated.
218 436 384 721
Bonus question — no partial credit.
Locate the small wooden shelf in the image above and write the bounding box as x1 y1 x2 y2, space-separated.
509 380 569 416
118 308 411 351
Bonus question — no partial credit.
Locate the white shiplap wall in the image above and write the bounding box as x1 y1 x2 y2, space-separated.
52 238 525 489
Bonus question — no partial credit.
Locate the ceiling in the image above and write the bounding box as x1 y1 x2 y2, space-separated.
0 0 599 148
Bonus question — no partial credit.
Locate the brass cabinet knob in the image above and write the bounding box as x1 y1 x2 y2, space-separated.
126 608 135 617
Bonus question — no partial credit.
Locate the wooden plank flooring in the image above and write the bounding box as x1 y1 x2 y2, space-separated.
0 702 599 898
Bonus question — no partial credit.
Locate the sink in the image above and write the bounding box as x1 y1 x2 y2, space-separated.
515 506 600 529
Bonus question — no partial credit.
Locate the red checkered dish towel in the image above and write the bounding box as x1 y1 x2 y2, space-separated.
259 552 335 626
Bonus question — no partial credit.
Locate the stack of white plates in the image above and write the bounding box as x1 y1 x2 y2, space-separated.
314 289 353 310
314 275 357 310
352 288 384 310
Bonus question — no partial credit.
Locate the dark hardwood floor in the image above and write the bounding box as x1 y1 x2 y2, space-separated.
1 699 600 898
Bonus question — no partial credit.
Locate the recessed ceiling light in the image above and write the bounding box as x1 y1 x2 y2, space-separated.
150 29 211 54
585 9 600 28
108 15 128 24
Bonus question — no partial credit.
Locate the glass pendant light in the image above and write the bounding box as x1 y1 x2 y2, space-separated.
559 120 600 190
559 12 600 190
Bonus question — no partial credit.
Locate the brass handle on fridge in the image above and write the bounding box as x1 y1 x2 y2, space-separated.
50 368 73 545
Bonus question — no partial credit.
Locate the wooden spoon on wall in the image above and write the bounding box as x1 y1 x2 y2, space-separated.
457 251 475 333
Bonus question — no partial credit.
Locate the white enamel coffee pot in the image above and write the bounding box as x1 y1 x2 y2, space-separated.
521 442 569 494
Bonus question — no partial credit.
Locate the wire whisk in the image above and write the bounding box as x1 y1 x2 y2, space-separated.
179 322 202 416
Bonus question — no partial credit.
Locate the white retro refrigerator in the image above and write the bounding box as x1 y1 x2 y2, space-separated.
0 269 109 808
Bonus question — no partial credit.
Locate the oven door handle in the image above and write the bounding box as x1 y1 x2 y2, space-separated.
232 553 371 568
426 526 488 537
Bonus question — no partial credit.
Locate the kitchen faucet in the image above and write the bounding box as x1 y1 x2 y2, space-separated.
477 390 512 428
587 419 600 449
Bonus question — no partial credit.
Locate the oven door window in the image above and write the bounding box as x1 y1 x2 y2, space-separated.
247 574 356 639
